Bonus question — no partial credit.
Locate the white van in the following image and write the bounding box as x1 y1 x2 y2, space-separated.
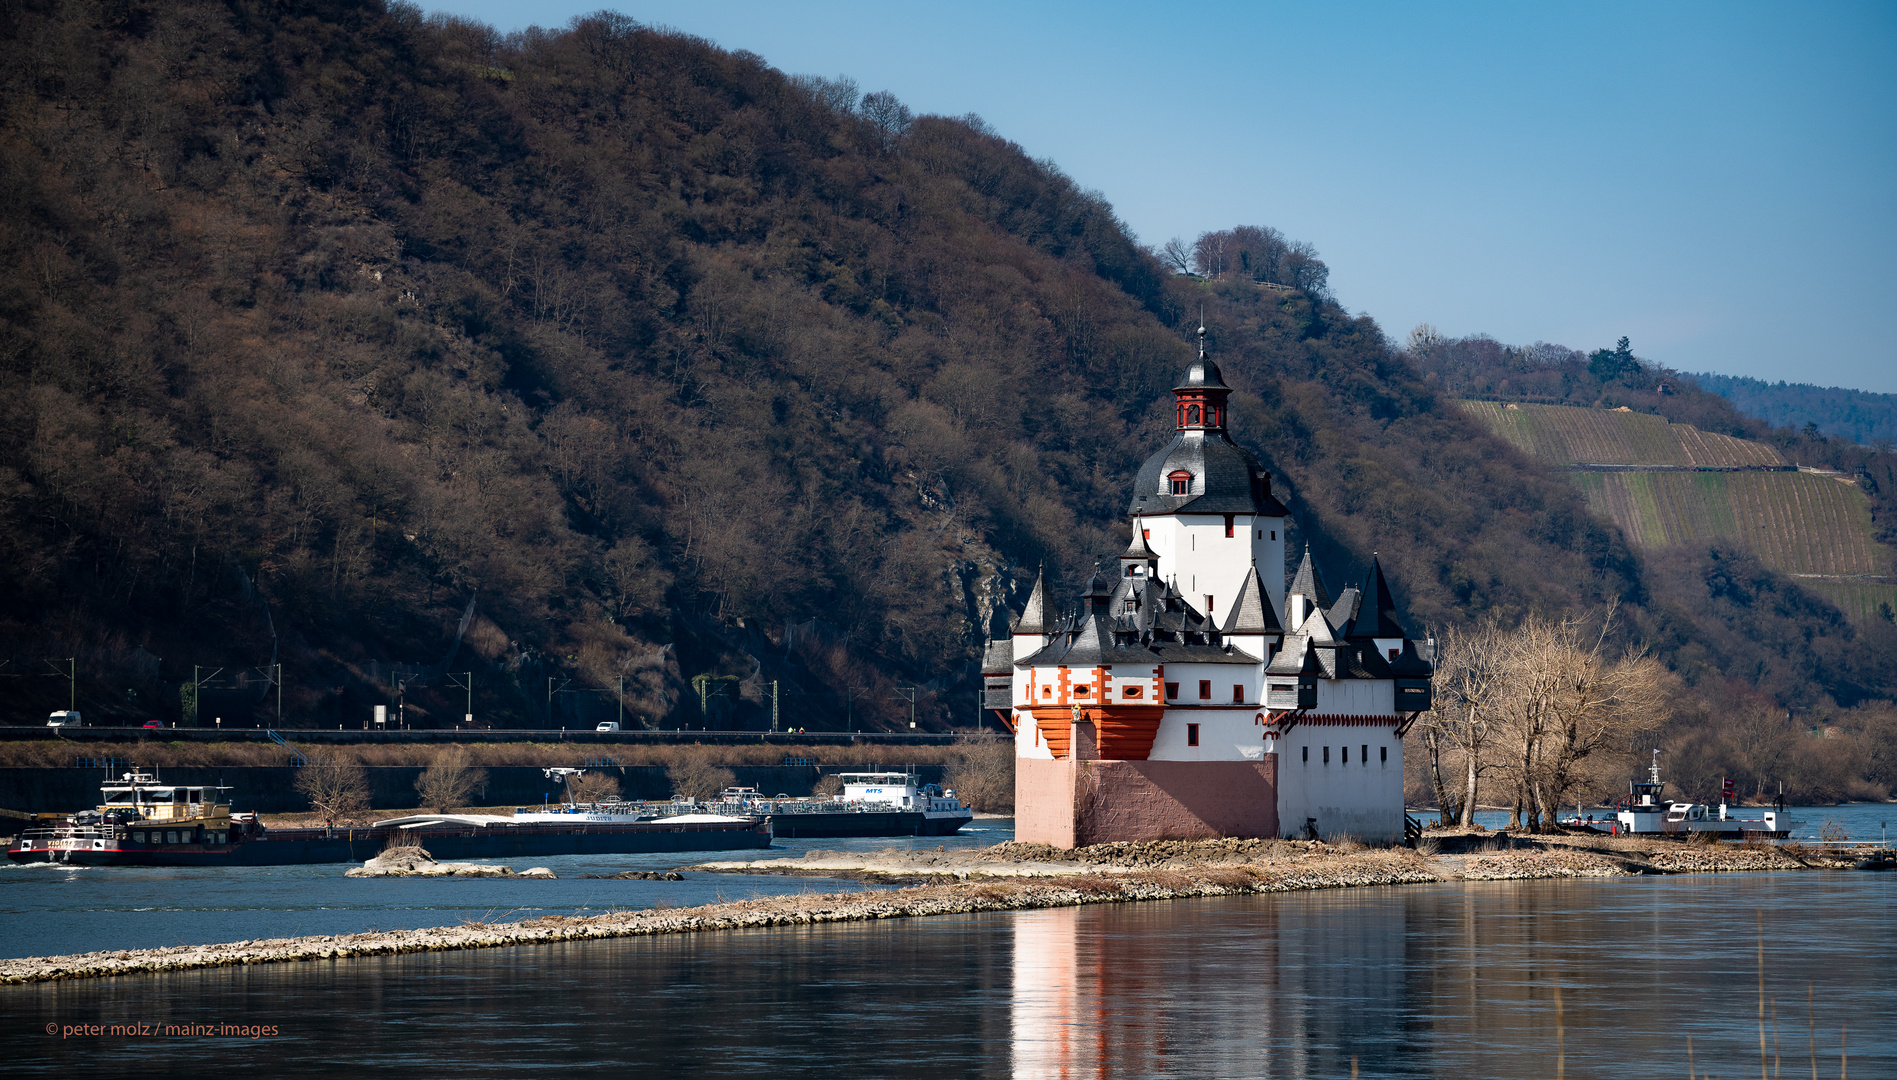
595 721 621 732
46 710 83 727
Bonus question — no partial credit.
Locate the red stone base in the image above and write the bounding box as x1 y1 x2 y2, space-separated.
1014 757 1279 849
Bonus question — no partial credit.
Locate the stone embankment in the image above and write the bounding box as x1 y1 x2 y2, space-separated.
2 835 1881 986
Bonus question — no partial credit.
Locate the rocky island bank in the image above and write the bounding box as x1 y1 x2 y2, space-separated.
2 833 1884 986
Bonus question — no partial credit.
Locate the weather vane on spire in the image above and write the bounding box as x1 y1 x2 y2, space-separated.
1197 306 1206 360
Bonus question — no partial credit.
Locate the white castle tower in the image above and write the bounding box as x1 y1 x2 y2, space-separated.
985 328 1434 846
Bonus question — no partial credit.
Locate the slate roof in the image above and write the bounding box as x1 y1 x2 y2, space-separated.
1327 586 1362 635
1389 637 1435 678
1128 357 1290 519
1223 566 1284 635
1013 568 1049 636
981 636 1013 675
1174 356 1231 391
1013 562 1258 668
1347 556 1409 640
1286 546 1333 612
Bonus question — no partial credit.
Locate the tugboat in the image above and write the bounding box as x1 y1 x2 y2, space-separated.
1610 752 1793 839
7 770 258 866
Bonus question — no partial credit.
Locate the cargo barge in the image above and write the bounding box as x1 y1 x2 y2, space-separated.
6 770 771 866
707 772 975 838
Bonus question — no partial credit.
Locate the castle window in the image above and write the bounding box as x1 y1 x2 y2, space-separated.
1168 471 1191 495
1389 648 1399 661
1165 682 1179 700
1074 685 1090 697
1225 514 1235 538
1198 680 1211 700
1232 684 1244 703
1122 685 1143 699
1270 531 1276 541
1362 744 1369 766
1187 404 1200 425
1323 746 1330 764
1342 746 1349 764
1205 594 1214 613
1186 723 1200 747
1380 746 1388 763
1302 746 1309 763
1142 529 1151 540
1042 686 1051 699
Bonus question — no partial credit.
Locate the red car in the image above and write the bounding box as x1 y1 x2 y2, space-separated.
141 720 164 729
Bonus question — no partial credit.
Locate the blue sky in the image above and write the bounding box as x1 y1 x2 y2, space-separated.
427 1 1897 394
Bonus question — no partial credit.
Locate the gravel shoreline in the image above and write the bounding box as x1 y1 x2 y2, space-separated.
2 836 1878 987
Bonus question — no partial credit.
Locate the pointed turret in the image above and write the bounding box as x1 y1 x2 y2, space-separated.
1348 555 1408 640
1285 546 1332 630
1119 528 1159 579
1013 568 1049 636
1222 566 1283 636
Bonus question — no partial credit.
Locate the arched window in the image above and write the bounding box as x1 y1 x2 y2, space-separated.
1186 404 1200 425
1168 470 1191 495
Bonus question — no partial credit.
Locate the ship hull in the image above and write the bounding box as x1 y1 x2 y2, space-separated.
769 810 971 839
7 820 772 866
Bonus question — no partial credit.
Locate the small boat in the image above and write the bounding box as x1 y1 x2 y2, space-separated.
7 768 772 866
1609 753 1794 839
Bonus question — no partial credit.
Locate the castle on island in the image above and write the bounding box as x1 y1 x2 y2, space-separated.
983 327 1435 846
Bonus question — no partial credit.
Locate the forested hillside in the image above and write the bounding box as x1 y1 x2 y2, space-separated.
0 1 1887 739
1687 372 1897 448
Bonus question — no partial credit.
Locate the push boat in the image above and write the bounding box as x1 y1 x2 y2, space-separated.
1575 753 1795 839
6 769 772 866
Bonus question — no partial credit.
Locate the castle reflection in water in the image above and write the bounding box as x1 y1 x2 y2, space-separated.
1010 893 1418 1078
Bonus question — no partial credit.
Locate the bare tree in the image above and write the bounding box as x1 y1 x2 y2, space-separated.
789 73 858 115
294 750 370 825
667 748 737 801
943 735 1014 813
1494 607 1669 831
1428 618 1510 826
414 745 488 812
1158 237 1192 274
859 90 912 154
567 772 622 803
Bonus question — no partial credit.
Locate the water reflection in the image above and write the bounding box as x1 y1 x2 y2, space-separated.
1011 893 1415 1078
6 874 1891 1078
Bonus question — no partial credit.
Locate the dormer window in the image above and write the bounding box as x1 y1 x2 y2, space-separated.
1168 471 1191 495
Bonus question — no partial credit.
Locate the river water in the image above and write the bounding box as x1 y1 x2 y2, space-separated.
6 870 1892 1077
0 822 1016 960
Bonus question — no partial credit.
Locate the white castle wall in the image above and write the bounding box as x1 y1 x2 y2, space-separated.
1146 709 1268 762
1272 724 1405 843
1316 679 1395 714
1143 513 1283 622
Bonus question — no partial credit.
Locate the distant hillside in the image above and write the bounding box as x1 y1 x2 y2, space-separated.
1685 373 1897 448
1460 400 1783 468
0 1 1652 728
1460 401 1897 623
